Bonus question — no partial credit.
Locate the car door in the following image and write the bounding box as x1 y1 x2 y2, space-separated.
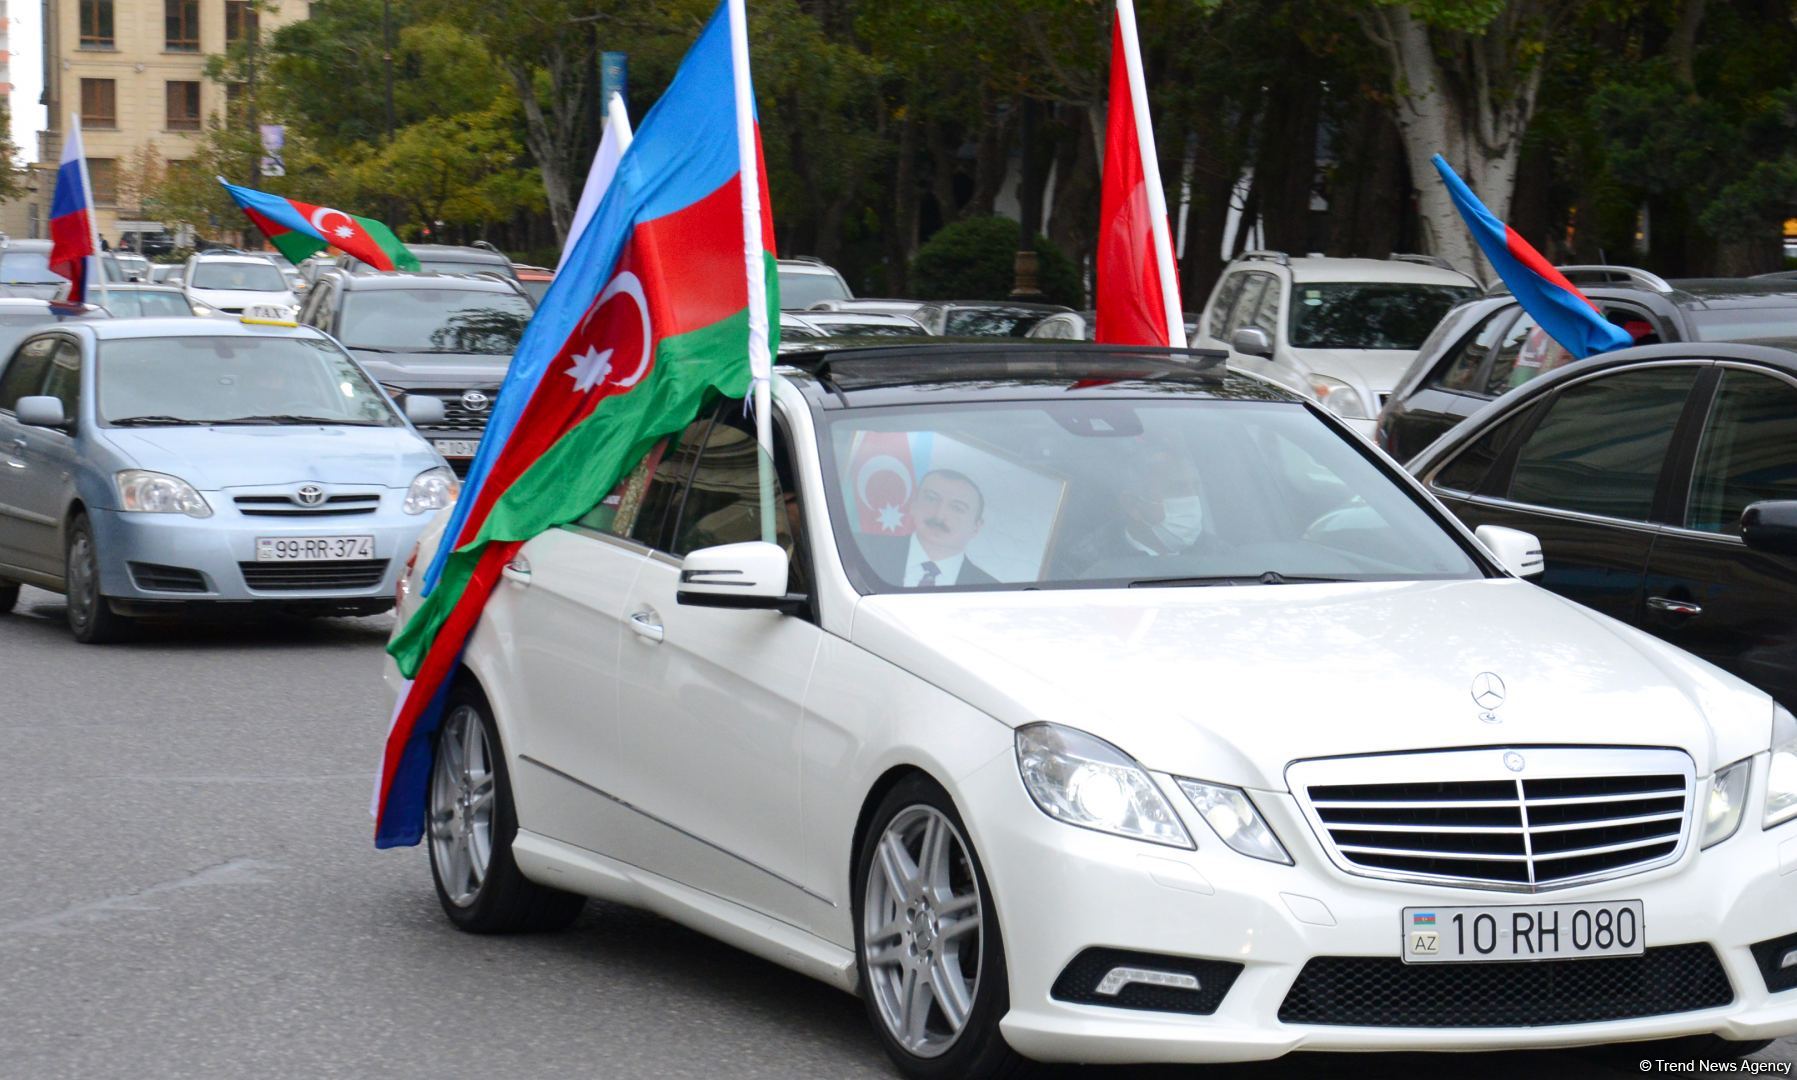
611 403 826 925
1438 363 1704 623
1641 365 1797 710
0 335 73 578
493 417 710 854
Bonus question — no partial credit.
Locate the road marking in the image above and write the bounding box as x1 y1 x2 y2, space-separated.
0 857 282 941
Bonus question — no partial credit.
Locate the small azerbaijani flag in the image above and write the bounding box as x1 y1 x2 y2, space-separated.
48 115 98 303
1413 912 1437 926
217 179 421 271
374 0 778 848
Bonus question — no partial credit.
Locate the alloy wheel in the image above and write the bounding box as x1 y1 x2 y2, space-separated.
862 805 985 1058
67 529 98 632
429 705 496 907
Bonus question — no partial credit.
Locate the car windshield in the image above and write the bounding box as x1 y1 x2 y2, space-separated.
942 307 1055 337
1688 303 1797 341
97 335 398 426
338 288 531 355
821 398 1481 592
190 262 289 292
519 277 552 303
105 291 192 317
779 270 850 309
0 250 66 284
1288 283 1477 349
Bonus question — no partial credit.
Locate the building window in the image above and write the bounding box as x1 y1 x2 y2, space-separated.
88 159 118 207
79 0 114 47
80 79 117 128
166 0 200 51
226 1 260 44
167 81 202 131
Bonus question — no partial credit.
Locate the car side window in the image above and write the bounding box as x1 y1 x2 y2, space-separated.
574 440 670 540
1244 273 1282 337
1506 366 1700 521
1431 404 1540 495
1205 273 1247 339
669 411 808 597
1685 370 1797 534
1484 315 1576 397
39 339 82 421
1224 274 1270 339
1430 309 1511 392
0 337 58 412
624 411 716 550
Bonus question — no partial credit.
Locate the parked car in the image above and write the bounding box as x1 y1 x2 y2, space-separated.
0 316 453 640
791 311 928 337
777 257 853 309
183 253 300 316
97 284 207 318
298 271 533 476
111 253 151 282
389 341 1796 1077
1191 252 1480 437
341 243 519 280
149 264 185 285
910 300 1073 337
0 239 74 300
1406 340 1797 710
0 299 110 362
807 298 923 317
513 264 554 304
1377 268 1797 461
297 255 339 286
1027 310 1205 342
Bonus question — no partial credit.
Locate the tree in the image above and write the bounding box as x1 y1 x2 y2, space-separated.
344 102 543 235
910 215 1082 306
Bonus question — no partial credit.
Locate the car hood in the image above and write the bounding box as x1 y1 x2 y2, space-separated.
351 351 511 389
186 286 298 312
849 579 1772 789
101 425 437 489
1288 347 1418 395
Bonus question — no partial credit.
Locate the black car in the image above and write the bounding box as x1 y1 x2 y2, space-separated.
298 271 533 475
339 242 519 281
1407 341 1797 709
1376 268 1797 461
910 301 1073 337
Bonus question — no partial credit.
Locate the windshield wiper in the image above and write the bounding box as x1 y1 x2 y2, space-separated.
208 414 382 426
108 415 212 426
1128 571 1352 588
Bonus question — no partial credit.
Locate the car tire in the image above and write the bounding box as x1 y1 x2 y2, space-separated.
427 682 584 933
65 515 132 644
0 580 18 614
853 774 1029 1080
1584 1035 1772 1067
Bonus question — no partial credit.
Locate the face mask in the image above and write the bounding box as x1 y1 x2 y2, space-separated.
1152 495 1205 549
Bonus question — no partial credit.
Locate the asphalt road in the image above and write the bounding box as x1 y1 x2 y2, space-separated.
3 583 1792 1079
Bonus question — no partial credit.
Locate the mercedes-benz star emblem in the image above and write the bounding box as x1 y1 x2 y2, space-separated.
1504 751 1526 773
294 484 325 507
1471 671 1507 711
461 390 491 414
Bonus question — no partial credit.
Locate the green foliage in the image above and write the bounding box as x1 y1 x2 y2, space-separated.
909 216 1082 306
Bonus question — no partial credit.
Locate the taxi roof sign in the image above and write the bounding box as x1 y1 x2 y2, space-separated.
240 303 299 327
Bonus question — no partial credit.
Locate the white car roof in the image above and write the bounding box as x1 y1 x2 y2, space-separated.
188 254 278 267
81 316 328 342
777 261 840 277
1278 256 1478 288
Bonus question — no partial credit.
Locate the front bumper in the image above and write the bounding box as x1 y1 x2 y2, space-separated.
958 751 1797 1065
88 495 428 609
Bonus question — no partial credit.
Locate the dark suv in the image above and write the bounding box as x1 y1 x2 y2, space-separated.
1376 267 1797 461
339 243 518 280
299 271 533 474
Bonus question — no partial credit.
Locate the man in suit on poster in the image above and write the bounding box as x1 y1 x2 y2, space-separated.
860 468 998 587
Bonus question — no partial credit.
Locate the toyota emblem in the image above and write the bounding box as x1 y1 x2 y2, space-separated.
294 484 326 507
461 390 491 414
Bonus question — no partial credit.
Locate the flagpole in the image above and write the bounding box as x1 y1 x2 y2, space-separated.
1114 0 1183 346
727 0 776 546
71 113 108 310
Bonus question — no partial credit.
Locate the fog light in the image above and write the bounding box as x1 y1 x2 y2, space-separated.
1096 967 1200 997
1783 949 1797 971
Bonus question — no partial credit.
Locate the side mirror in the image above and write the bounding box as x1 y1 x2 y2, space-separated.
15 395 68 429
1474 524 1544 578
1742 500 1797 556
404 395 446 426
677 541 807 615
1230 326 1274 358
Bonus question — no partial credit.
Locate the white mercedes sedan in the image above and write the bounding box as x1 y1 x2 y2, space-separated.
385 345 1797 1077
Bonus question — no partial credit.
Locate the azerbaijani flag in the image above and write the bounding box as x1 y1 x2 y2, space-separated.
1432 155 1631 359
48 117 97 303
373 0 778 848
217 178 421 271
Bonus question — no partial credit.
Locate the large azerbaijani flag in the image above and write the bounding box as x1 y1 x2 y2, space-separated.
217 178 421 271
374 0 778 848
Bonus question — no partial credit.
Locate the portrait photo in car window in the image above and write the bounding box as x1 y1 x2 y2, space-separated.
838 428 1069 586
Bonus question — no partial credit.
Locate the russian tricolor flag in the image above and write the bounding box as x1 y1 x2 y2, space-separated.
48 117 97 303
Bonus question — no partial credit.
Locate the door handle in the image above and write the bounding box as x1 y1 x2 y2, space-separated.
500 553 530 586
628 609 664 643
1647 596 1702 618
5 438 23 467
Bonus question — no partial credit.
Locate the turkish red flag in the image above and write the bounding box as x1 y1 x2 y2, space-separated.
1094 6 1180 347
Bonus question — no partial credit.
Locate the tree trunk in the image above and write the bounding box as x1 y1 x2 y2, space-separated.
1364 5 1547 282
506 51 588 245
889 103 921 295
1256 74 1322 255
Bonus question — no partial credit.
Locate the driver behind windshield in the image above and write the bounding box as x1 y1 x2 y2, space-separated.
1068 444 1222 577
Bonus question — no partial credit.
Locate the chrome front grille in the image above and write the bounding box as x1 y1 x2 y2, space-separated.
417 389 495 433
1289 748 1694 892
233 492 382 516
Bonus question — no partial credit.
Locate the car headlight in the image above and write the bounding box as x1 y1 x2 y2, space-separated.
1703 757 1752 848
403 466 458 515
1175 778 1292 864
1308 374 1371 420
1015 723 1191 848
1766 706 1797 830
190 302 216 317
115 469 211 518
